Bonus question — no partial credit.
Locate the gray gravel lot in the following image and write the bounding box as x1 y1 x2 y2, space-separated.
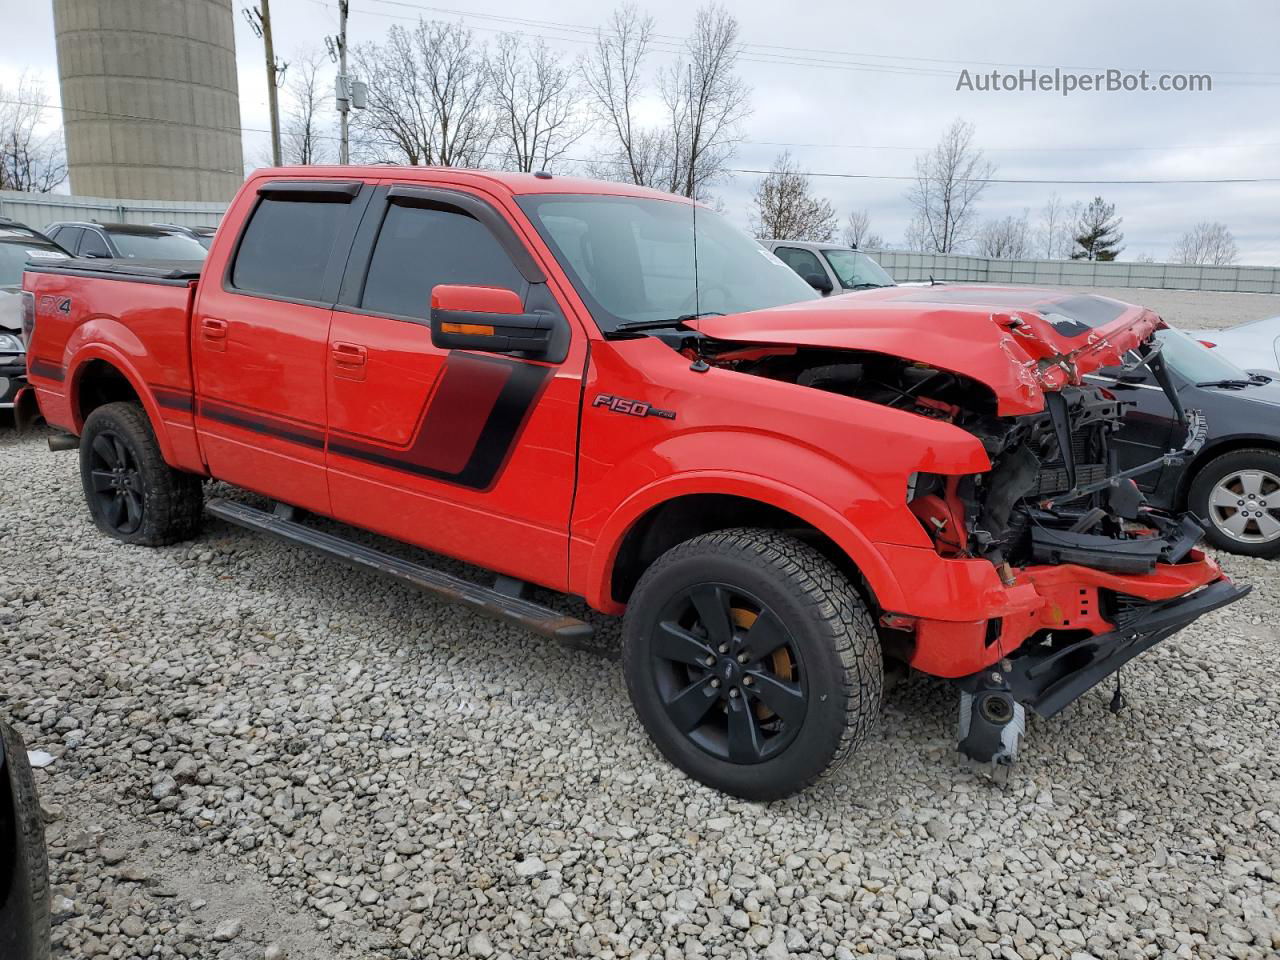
2 287 1279 960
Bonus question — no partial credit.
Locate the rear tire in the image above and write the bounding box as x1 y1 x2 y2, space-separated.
79 402 203 546
1188 448 1280 558
622 528 882 800
0 720 51 960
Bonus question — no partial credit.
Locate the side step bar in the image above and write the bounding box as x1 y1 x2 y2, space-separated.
205 498 594 642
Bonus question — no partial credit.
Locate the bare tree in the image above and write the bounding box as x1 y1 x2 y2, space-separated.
0 74 67 192
351 20 493 167
842 208 883 249
584 4 749 197
1172 221 1239 265
976 211 1031 259
1035 194 1075 259
582 5 667 186
659 4 750 198
490 35 587 173
905 118 995 252
749 152 837 241
280 51 331 165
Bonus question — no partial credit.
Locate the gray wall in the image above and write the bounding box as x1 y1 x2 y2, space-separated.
52 0 244 202
0 190 226 231
865 249 1280 295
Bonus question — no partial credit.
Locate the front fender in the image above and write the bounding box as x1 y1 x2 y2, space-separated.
579 441 921 614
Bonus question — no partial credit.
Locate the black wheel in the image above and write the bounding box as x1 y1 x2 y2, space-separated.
1188 448 1280 558
79 402 203 546
0 720 51 960
622 528 882 800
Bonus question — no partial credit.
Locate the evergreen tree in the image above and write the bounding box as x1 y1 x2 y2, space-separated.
1070 196 1124 261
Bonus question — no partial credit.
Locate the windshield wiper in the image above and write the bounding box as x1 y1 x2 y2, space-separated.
610 311 724 335
1195 378 1254 389
847 282 891 290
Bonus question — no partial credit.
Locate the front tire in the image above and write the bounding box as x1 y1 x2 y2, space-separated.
79 402 203 546
622 528 882 800
1188 448 1280 558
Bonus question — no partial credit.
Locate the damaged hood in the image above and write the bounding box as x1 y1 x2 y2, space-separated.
698 285 1163 416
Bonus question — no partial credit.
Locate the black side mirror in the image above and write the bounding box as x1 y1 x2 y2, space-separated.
803 271 833 295
430 284 554 358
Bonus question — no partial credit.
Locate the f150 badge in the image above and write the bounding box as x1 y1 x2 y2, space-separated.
593 394 676 420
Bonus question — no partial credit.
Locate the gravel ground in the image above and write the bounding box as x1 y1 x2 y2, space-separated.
2 288 1278 960
1076 287 1280 331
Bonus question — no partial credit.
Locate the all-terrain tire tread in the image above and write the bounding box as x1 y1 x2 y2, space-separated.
80 402 203 547
625 527 882 796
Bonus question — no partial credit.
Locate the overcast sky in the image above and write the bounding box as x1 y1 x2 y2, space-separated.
5 0 1280 263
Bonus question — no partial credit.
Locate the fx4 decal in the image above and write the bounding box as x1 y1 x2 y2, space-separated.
39 295 71 315
592 394 676 420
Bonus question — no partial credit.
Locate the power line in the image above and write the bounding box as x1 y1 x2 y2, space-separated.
348 0 1280 83
15 97 1279 182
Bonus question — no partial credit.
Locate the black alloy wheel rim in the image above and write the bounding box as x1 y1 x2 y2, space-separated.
650 583 808 764
88 431 145 534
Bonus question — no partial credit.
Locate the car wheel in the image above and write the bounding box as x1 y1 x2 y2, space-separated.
0 720 51 960
79 402 203 546
1188 448 1280 558
622 528 882 800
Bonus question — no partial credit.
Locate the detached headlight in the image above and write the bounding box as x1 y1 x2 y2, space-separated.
0 332 24 354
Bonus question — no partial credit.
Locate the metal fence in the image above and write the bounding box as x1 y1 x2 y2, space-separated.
864 249 1280 295
0 190 227 231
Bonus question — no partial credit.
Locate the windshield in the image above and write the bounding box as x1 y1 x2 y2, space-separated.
821 249 895 289
108 230 208 260
0 241 68 288
517 194 817 332
1157 327 1255 383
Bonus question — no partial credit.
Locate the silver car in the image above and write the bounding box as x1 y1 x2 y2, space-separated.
1196 315 1280 374
757 239 896 296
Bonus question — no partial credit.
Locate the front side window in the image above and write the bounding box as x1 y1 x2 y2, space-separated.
231 197 347 301
518 195 816 333
772 246 826 282
78 230 111 258
360 202 526 320
821 249 896 289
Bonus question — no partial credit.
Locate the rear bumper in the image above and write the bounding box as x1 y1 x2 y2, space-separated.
957 577 1249 716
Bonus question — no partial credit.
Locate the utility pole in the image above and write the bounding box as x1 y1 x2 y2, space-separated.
338 1 350 163
328 1 362 161
244 1 285 166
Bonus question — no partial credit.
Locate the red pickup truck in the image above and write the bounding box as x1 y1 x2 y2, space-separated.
21 167 1246 798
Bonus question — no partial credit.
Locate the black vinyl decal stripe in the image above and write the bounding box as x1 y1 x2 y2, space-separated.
329 360 551 491
153 387 194 413
28 358 64 382
197 399 326 450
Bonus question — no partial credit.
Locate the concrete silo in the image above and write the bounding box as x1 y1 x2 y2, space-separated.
52 0 244 201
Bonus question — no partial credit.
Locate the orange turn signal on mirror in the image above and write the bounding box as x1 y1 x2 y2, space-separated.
441 322 495 336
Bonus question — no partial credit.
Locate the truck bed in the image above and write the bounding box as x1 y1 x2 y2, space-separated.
24 257 203 284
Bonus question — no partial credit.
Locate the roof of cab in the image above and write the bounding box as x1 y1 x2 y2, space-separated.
246 165 692 203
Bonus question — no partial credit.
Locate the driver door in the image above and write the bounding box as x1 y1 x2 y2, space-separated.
323 183 587 591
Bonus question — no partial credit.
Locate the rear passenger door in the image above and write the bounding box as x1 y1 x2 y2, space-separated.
192 179 370 514
324 183 585 591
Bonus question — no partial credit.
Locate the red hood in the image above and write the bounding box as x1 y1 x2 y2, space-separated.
698 285 1164 416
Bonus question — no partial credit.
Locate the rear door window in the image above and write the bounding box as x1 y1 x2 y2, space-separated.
230 196 350 302
359 202 526 320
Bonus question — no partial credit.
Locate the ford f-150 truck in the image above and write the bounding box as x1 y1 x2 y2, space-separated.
21 168 1248 799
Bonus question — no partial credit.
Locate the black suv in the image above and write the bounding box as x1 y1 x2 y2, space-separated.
42 221 208 261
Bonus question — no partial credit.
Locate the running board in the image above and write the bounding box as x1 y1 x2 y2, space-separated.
205 498 594 642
